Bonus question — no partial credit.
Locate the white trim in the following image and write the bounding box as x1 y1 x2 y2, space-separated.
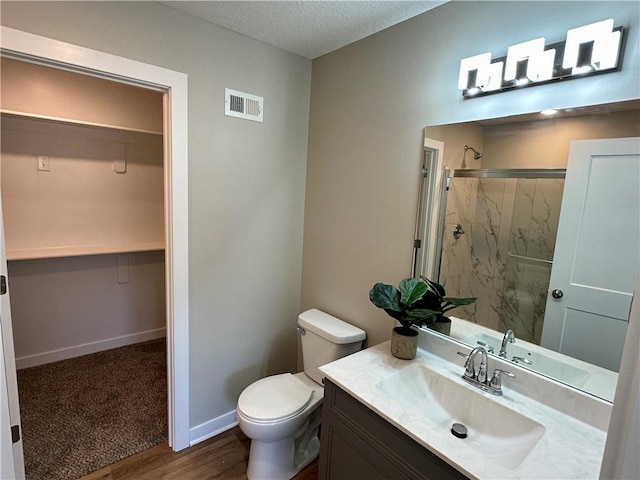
0 27 190 451
189 411 239 446
15 328 167 370
415 135 445 280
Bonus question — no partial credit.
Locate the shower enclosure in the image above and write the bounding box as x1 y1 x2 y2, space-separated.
432 168 566 345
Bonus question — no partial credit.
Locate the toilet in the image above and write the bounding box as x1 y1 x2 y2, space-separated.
237 309 366 480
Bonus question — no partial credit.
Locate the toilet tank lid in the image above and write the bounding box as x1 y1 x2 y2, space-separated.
298 309 366 344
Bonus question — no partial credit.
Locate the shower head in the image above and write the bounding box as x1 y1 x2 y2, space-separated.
464 145 483 160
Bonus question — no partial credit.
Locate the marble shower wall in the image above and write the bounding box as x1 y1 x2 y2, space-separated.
440 176 565 344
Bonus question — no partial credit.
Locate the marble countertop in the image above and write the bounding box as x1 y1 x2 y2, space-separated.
320 340 608 479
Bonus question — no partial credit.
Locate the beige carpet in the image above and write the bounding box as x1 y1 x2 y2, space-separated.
17 340 167 480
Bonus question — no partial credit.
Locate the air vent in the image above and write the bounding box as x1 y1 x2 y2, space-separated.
225 88 263 123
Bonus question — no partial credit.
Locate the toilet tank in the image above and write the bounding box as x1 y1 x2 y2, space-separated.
298 309 366 385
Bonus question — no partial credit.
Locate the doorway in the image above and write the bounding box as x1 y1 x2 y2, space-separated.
1 57 167 477
0 26 190 479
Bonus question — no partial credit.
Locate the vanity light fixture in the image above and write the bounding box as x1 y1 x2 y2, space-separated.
514 60 530 86
574 41 596 73
458 18 624 99
464 68 482 96
540 109 559 116
504 37 554 86
563 18 622 74
458 52 490 93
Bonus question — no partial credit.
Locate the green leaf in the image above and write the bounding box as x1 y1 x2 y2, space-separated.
413 290 441 310
369 283 402 312
405 308 441 319
441 297 477 312
399 278 427 307
422 276 446 297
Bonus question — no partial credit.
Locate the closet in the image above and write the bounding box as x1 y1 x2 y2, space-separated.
1 57 166 368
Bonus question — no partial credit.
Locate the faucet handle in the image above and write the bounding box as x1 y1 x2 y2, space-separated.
476 341 494 353
457 351 475 378
489 369 516 393
512 356 533 365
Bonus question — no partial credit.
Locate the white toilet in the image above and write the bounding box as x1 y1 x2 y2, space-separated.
237 309 366 480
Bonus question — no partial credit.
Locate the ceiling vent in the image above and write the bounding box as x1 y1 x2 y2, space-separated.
225 88 263 123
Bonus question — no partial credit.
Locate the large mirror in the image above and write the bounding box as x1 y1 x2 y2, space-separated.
416 99 640 402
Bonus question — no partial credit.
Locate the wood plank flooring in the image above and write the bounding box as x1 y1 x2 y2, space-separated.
79 426 318 480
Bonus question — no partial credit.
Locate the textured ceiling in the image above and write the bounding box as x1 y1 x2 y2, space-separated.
160 1 447 59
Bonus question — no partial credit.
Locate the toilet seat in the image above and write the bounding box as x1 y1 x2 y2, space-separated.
238 373 313 423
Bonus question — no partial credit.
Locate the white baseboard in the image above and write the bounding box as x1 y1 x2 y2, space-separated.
15 328 166 369
190 410 239 446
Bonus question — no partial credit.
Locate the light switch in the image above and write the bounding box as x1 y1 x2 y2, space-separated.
37 156 50 172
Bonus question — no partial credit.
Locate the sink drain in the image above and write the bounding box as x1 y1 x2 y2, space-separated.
451 423 468 439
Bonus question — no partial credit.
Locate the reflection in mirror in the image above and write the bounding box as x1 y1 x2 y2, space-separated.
439 171 564 342
416 100 640 402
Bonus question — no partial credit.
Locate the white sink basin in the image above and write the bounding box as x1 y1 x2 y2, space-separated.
465 333 590 387
376 363 546 470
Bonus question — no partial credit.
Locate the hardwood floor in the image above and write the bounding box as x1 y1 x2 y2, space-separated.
79 426 318 480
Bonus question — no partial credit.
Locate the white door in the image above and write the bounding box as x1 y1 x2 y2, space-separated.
0 192 25 479
541 137 640 371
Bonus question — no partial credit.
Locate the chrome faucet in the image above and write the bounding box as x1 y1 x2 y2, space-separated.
499 329 515 358
464 346 489 383
458 346 515 395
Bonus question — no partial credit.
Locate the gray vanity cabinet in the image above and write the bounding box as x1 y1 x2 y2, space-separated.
319 379 470 480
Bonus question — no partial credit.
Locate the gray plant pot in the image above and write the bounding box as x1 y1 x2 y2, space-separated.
390 326 418 360
427 317 452 336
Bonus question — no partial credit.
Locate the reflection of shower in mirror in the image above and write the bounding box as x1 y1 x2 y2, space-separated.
462 145 483 167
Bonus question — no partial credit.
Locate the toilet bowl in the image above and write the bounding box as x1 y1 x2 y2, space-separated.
237 309 366 480
237 372 323 479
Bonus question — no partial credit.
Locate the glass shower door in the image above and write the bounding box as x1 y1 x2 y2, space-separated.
437 171 565 345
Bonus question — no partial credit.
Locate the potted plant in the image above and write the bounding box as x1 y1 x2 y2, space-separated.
369 277 476 359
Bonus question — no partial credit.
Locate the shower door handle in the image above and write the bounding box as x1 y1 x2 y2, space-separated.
551 289 564 299
453 224 465 239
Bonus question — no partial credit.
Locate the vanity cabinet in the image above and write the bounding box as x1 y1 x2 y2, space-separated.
319 379 469 480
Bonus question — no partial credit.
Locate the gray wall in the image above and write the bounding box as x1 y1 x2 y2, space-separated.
8 252 166 367
302 1 640 347
0 1 311 428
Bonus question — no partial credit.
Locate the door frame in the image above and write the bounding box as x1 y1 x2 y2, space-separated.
0 26 190 451
1 189 24 477
413 135 445 280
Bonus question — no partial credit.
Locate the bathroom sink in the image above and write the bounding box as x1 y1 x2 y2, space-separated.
376 363 546 469
465 333 590 387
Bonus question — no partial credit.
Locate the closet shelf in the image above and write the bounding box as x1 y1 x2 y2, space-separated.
1 109 163 136
7 242 165 261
